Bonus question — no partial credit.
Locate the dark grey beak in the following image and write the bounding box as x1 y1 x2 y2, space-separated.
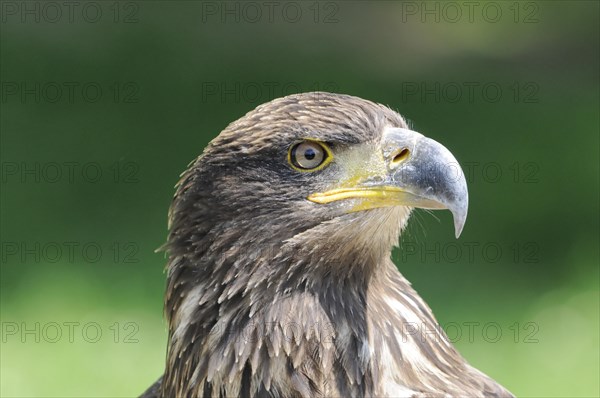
382 127 469 238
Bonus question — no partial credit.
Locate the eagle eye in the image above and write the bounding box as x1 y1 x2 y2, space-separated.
288 140 332 172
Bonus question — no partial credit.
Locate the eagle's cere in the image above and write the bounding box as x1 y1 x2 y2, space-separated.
141 92 513 397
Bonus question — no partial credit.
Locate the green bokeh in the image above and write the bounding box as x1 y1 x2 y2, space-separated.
1 1 598 397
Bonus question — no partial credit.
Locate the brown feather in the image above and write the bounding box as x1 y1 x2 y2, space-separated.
143 92 514 398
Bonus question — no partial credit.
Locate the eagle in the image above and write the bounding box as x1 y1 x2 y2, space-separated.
141 92 514 397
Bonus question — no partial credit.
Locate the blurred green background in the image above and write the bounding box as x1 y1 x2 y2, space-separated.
1 1 598 397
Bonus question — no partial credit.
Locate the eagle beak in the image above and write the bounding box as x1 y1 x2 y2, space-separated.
308 127 469 238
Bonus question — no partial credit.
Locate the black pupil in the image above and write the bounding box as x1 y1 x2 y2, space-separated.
304 148 316 160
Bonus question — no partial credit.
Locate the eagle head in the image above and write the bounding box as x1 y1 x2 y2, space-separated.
168 92 467 274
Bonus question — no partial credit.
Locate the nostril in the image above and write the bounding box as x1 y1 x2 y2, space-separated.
392 148 410 165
